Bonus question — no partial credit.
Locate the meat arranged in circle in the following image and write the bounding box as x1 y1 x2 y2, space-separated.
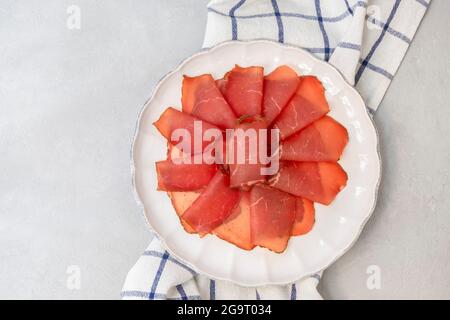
156 160 217 191
228 116 268 189
153 65 349 252
281 116 348 162
250 185 296 253
153 107 221 154
182 171 241 234
273 76 330 140
269 161 348 205
182 74 237 129
220 65 264 117
263 66 300 124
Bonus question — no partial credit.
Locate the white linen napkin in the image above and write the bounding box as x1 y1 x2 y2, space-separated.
204 0 430 112
122 0 429 300
122 238 322 300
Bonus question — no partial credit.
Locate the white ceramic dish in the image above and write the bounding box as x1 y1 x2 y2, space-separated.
131 40 381 286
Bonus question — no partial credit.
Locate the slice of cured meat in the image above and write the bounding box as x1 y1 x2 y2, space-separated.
213 191 254 250
182 171 240 233
228 116 268 189
182 74 237 129
169 191 200 234
156 160 217 191
221 65 264 117
153 107 222 154
167 143 190 162
269 161 348 205
273 76 330 139
262 66 300 124
281 116 348 162
291 198 315 236
167 141 220 166
216 76 228 96
250 185 296 253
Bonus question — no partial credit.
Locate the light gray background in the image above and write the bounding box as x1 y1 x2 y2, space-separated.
0 0 448 299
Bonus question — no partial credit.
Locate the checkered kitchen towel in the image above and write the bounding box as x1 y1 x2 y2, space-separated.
122 0 429 300
122 238 322 300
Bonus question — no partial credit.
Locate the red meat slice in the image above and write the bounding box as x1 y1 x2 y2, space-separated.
153 107 222 154
182 74 237 129
169 191 200 234
281 116 348 162
213 191 255 250
216 76 228 96
156 160 217 191
263 66 300 124
250 185 296 253
166 144 202 233
221 65 264 117
167 140 222 167
182 171 240 233
228 116 268 189
273 76 330 139
167 143 190 163
269 161 347 205
291 198 315 236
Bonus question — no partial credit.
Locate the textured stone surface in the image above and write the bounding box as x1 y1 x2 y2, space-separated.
0 0 448 299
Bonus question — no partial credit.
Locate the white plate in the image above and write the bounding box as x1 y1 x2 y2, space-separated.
131 40 381 286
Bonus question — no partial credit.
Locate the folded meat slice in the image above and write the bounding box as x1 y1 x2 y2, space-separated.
213 191 254 250
263 66 300 124
182 74 237 129
182 171 240 233
250 185 296 253
291 198 315 236
153 107 222 154
281 116 348 162
169 191 200 234
273 76 330 140
216 76 228 96
269 161 347 205
221 65 264 117
228 116 268 189
156 160 217 191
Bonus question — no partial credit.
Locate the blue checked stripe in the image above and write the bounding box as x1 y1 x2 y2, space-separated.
303 47 332 54
208 1 367 22
210 279 216 300
366 15 411 44
121 290 201 300
355 0 401 83
416 0 430 8
344 0 354 15
122 291 166 299
305 42 360 54
359 58 394 80
338 42 361 50
230 0 246 40
176 284 188 300
143 250 197 276
290 284 297 300
270 43 392 81
315 0 367 22
271 0 284 43
148 251 169 299
314 0 331 61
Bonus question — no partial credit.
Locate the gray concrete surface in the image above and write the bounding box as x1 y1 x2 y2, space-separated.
0 0 449 299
